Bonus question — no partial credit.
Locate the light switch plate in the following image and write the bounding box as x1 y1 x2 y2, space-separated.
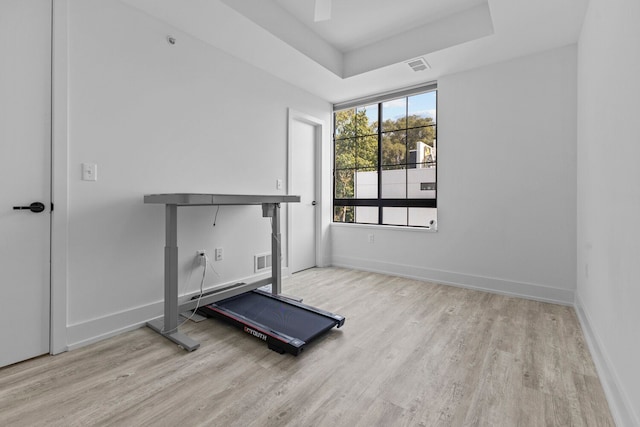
82 163 97 181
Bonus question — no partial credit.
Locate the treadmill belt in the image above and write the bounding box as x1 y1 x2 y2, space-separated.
198 290 345 355
217 292 336 342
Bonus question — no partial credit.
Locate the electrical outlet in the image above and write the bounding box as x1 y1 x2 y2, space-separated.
368 234 375 243
196 250 206 266
276 179 283 190
215 247 223 261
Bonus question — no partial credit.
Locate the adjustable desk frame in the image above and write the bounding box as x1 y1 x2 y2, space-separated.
143 193 300 351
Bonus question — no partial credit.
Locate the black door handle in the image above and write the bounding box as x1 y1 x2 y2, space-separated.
13 202 45 213
311 201 317 206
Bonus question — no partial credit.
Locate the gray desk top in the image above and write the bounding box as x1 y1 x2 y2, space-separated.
144 193 300 206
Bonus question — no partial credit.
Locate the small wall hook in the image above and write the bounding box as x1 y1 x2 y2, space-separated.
167 35 176 45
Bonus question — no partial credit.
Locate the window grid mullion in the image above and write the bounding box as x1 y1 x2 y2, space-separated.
377 103 383 225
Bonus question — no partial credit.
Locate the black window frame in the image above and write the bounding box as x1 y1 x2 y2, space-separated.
333 83 437 227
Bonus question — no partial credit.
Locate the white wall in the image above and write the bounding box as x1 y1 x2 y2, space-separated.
60 0 331 347
576 0 640 424
332 45 577 304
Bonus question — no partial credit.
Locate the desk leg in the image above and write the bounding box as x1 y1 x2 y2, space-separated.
263 203 282 295
272 203 281 295
147 203 200 351
164 204 179 332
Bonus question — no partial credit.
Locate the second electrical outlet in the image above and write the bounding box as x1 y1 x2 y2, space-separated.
215 247 223 261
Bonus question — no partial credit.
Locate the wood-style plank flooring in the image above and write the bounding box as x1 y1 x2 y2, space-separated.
0 268 614 426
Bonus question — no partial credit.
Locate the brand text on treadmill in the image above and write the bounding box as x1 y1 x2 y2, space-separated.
244 327 267 341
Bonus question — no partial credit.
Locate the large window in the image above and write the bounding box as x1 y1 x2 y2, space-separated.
333 85 437 228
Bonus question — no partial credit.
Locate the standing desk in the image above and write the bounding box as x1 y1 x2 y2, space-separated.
144 193 300 351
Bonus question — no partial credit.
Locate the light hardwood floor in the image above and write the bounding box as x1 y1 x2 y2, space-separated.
0 268 614 426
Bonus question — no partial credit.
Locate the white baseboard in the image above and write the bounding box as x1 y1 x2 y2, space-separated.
331 255 574 305
575 293 639 427
67 301 163 351
66 269 289 350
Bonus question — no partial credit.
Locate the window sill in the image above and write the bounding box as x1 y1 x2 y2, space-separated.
330 222 437 233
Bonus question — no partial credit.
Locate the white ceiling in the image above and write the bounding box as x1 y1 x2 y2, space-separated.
275 0 488 52
119 0 589 103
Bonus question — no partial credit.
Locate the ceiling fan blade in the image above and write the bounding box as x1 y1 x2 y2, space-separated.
314 0 332 22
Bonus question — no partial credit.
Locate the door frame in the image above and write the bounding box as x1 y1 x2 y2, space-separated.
286 109 325 271
50 0 69 355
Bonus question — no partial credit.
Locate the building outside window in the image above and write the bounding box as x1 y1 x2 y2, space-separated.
333 84 437 228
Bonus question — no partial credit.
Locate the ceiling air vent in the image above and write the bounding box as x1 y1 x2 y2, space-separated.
406 57 430 72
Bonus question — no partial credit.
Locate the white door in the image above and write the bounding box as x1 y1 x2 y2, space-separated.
290 119 317 273
0 0 52 367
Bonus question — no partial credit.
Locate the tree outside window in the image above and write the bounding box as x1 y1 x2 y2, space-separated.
333 89 437 228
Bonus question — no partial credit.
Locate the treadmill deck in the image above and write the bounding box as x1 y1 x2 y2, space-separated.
198 290 345 355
